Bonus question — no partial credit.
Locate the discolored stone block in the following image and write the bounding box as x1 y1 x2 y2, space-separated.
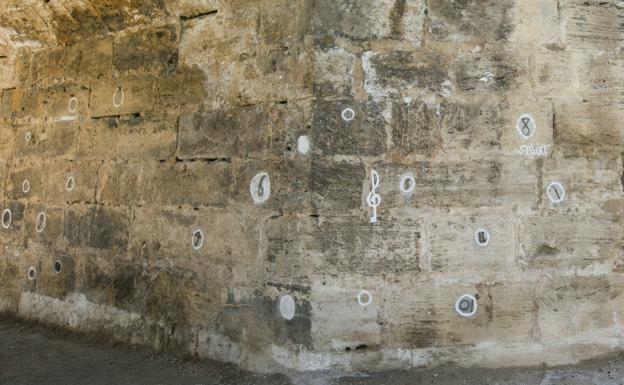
90 76 156 118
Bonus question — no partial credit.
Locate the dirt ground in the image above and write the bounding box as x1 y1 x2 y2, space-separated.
1 317 624 385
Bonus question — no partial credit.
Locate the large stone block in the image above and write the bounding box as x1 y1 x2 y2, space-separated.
426 212 517 273
178 104 270 159
380 279 535 348
90 76 156 118
113 25 179 74
63 205 131 253
302 216 423 276
312 0 425 43
518 215 623 270
312 100 387 156
98 160 231 208
64 38 113 81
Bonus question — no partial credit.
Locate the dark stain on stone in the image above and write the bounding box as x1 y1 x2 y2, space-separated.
309 161 363 211
390 0 406 38
487 161 501 184
216 294 313 349
537 244 559 256
620 152 624 192
64 206 129 251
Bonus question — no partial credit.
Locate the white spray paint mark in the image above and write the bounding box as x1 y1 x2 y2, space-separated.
546 182 565 203
518 143 550 157
68 97 78 113
399 175 416 194
24 132 32 142
2 208 11 229
250 172 270 204
479 72 496 82
22 180 30 193
474 228 491 247
439 80 454 97
28 267 36 280
366 169 381 223
357 290 373 307
297 135 310 155
192 229 204 250
279 295 295 320
36 212 46 233
55 116 77 122
113 87 125 107
455 294 478 317
65 176 75 191
516 114 536 139
341 107 355 122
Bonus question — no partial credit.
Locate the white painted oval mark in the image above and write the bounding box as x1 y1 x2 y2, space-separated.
455 294 477 317
2 209 11 229
36 212 46 233
28 267 36 280
399 175 416 194
279 294 295 320
192 229 204 250
357 290 373 307
65 176 75 191
474 228 490 247
53 260 62 274
68 97 78 113
250 172 270 204
22 180 30 194
516 114 536 139
25 132 32 142
113 87 125 107
297 135 310 155
341 107 355 122
546 181 565 203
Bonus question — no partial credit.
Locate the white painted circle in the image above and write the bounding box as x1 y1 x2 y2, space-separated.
25 132 32 142
65 176 75 191
36 212 46 233
68 97 78 113
546 181 565 203
455 294 478 317
357 290 373 307
516 114 536 139
341 108 355 122
22 179 30 193
2 209 11 229
279 294 296 320
53 260 62 274
113 87 125 107
297 135 310 155
474 228 490 247
192 229 204 250
28 267 36 280
399 175 416 194
250 172 270 204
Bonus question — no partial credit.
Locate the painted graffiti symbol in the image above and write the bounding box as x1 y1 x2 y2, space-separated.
279 295 296 320
474 228 490 247
366 169 381 223
455 294 478 317
547 181 565 203
518 143 550 157
250 172 271 204
516 114 536 139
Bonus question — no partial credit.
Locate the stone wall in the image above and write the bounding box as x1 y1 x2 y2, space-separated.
0 0 623 373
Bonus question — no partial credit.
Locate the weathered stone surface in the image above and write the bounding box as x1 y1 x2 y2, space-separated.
0 0 623 376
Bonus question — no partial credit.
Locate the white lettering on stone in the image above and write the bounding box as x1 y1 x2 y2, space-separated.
517 144 551 157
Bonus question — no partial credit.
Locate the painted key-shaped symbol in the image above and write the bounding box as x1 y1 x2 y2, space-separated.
546 181 565 203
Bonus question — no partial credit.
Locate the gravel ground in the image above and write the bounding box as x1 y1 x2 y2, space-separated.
1 316 623 385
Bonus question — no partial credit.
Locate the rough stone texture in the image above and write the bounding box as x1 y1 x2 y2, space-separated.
0 0 623 375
